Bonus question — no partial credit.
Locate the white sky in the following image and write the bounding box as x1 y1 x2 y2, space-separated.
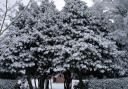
54 0 94 10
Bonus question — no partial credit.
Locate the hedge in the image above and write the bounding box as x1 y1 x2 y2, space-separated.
88 77 128 89
0 79 18 89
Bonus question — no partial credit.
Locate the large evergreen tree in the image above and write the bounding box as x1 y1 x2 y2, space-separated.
58 0 125 88
0 0 127 89
0 1 59 89
0 2 41 89
91 0 128 74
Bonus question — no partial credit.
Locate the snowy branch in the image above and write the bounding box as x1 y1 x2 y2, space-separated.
0 0 32 35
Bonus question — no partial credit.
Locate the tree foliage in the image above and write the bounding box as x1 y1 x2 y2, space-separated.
0 1 127 89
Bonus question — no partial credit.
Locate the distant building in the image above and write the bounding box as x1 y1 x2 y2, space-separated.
53 73 64 83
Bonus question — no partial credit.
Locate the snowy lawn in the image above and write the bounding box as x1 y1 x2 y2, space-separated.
31 79 64 89
31 79 81 89
51 80 86 89
51 83 64 89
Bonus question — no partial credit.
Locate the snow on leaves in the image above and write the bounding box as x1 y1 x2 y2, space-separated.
0 0 126 76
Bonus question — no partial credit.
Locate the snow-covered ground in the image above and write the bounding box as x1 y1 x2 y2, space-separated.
31 79 79 89
31 79 64 89
51 83 64 89
51 80 82 89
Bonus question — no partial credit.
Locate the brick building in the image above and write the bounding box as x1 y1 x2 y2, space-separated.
53 73 64 83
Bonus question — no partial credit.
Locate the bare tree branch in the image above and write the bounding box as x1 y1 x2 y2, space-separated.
0 0 32 35
0 0 8 33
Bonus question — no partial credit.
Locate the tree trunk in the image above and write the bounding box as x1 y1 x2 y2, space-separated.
79 76 84 89
45 79 49 89
38 76 45 89
64 70 72 89
34 78 37 89
27 75 33 89
64 81 67 89
50 79 52 89
78 72 85 89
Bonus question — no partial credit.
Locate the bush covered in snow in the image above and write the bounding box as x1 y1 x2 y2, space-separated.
0 79 18 89
88 77 128 89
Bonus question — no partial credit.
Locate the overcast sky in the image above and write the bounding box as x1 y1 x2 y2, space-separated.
54 0 94 10
0 0 94 11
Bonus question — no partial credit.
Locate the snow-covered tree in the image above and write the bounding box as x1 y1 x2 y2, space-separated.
118 0 128 11
32 1 61 89
0 0 61 89
0 2 41 89
57 0 125 88
0 0 32 35
0 0 127 89
90 0 128 74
